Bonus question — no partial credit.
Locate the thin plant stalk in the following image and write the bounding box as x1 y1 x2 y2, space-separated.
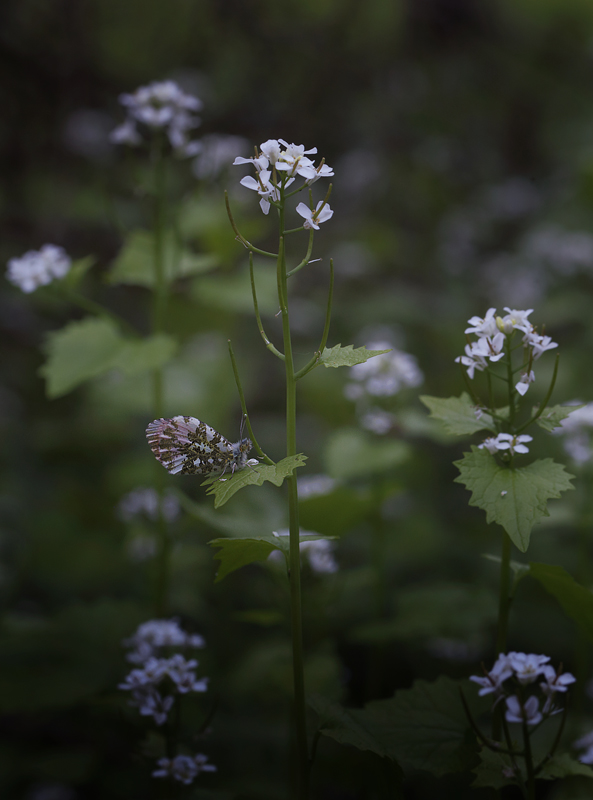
277 199 309 798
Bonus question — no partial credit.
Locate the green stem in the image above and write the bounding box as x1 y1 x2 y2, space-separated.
294 259 334 382
492 532 512 740
249 252 285 361
505 336 516 428
224 191 278 258
522 717 536 800
277 217 309 797
515 354 559 435
151 136 170 616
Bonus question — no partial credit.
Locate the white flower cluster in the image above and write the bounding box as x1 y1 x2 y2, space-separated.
269 531 338 574
110 80 202 157
345 343 424 401
470 651 575 725
233 138 334 219
555 403 593 465
6 245 71 293
152 753 216 784
455 307 558 396
117 487 181 524
479 433 533 456
119 619 207 727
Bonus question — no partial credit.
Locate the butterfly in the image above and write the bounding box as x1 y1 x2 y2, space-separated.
146 416 254 477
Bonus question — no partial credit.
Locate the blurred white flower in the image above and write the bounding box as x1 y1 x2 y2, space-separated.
269 530 338 574
123 618 205 664
505 695 542 726
493 433 533 455
540 665 576 713
470 653 513 696
153 753 216 784
515 370 535 397
6 245 71 293
117 487 181 524
111 80 202 156
575 730 593 764
192 134 249 179
298 474 337 499
506 651 550 684
555 403 593 464
360 407 395 435
345 342 423 399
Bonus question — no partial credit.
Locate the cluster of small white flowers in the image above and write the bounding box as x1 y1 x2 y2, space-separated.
119 619 208 729
555 403 593 464
575 730 593 764
6 245 71 293
455 307 557 396
479 433 533 456
110 80 202 157
233 138 334 219
297 474 337 500
269 531 338 574
152 753 216 784
470 651 575 724
344 342 424 401
117 487 181 523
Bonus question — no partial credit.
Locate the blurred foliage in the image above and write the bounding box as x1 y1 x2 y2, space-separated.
3 0 593 797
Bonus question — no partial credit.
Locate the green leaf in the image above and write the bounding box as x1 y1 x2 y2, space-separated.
529 563 593 640
39 318 178 398
538 752 593 780
420 393 496 436
453 447 575 552
40 318 124 398
203 454 307 508
112 334 177 375
209 530 331 582
108 230 217 287
324 428 409 480
312 677 483 776
209 537 279 582
318 343 391 369
471 747 516 789
534 403 585 433
63 255 97 287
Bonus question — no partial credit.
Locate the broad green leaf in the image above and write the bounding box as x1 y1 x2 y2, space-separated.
203 454 307 508
209 530 332 581
40 317 124 398
39 318 178 398
472 747 515 789
538 752 593 780
529 563 593 640
453 447 575 552
534 403 585 433
209 537 279 582
482 553 530 595
177 491 283 538
324 428 409 480
63 255 96 287
108 230 217 287
420 393 496 436
318 343 391 369
112 334 177 375
312 677 483 776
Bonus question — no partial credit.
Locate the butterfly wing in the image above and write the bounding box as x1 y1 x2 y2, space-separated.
146 416 234 475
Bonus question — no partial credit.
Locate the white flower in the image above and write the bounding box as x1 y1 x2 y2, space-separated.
524 331 558 360
299 538 338 574
465 308 499 338
470 653 513 696
478 437 502 454
515 370 535 396
455 343 488 379
347 343 423 398
260 139 282 164
153 753 216 784
297 474 336 499
165 654 209 694
539 665 576 712
495 433 533 455
575 731 593 763
117 487 180 523
360 407 395 435
7 245 71 293
123 618 205 664
506 651 550 684
239 169 279 215
130 686 174 725
470 333 506 363
505 695 542 726
497 307 534 334
112 80 201 156
296 200 334 230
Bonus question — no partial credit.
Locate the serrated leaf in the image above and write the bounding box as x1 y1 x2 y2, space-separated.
209 530 331 582
453 447 575 552
534 404 585 433
112 334 177 375
108 230 218 287
471 747 515 789
324 428 409 480
39 318 124 398
538 752 593 780
420 393 496 436
312 677 483 776
203 455 307 508
529 563 593 640
318 343 391 369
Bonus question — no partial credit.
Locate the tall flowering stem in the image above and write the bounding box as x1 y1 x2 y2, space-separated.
230 138 335 797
